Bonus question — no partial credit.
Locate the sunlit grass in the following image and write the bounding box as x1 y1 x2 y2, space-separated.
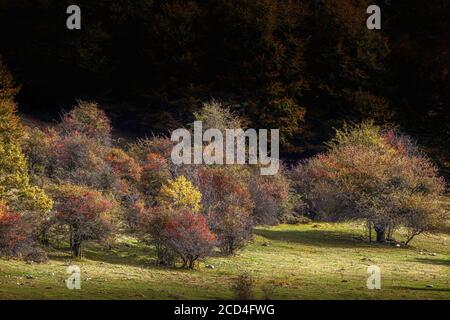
0 222 448 299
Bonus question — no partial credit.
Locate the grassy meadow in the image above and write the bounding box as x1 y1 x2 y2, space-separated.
0 222 448 300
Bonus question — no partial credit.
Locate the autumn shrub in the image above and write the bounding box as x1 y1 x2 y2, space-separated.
138 206 178 266
0 202 50 261
194 100 243 131
104 148 142 205
105 148 142 183
292 121 447 243
140 152 171 201
49 184 116 258
0 100 52 256
59 101 112 146
23 102 118 191
208 205 253 255
126 199 146 230
25 116 141 198
163 210 216 269
157 175 202 211
52 132 114 189
128 137 175 204
22 127 59 179
250 168 292 225
400 194 447 244
138 206 216 268
195 166 254 254
0 202 29 257
196 166 253 213
128 136 174 163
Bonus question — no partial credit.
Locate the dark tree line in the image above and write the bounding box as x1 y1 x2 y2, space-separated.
0 0 448 168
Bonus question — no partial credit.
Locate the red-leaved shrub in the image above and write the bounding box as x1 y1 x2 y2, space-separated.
138 207 216 268
0 202 29 257
50 184 115 258
163 210 216 268
197 167 254 213
140 152 171 201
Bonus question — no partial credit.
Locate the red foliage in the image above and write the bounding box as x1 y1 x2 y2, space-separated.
55 192 112 222
0 204 29 256
52 131 98 171
105 148 142 183
140 152 171 199
144 152 168 171
164 210 216 268
165 211 215 242
138 207 216 268
381 130 418 156
197 167 254 213
258 176 289 201
126 199 147 229
52 185 115 258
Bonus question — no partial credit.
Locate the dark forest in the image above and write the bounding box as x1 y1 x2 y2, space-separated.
0 1 448 165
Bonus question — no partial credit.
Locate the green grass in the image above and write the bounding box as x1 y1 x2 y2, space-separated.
0 222 449 300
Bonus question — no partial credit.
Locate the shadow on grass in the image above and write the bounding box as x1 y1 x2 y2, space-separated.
254 228 381 249
82 242 156 268
443 224 450 236
46 241 208 272
390 286 450 292
48 242 160 269
413 257 450 267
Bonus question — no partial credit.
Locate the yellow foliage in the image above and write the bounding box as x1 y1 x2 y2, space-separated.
0 99 52 213
158 176 202 212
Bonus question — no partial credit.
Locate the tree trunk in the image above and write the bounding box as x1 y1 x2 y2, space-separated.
188 257 195 269
39 228 50 246
387 225 394 241
71 230 82 258
375 227 386 243
72 241 82 258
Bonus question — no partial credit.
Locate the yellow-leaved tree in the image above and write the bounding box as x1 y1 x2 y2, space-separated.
157 176 202 212
0 99 52 213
